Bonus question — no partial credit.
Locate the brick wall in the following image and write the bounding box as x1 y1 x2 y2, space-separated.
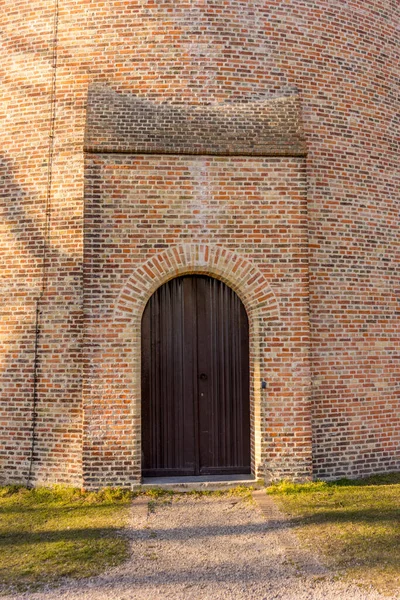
85 85 306 156
1 0 399 486
0 0 85 485
83 154 310 487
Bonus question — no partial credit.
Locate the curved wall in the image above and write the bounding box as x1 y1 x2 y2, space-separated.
1 0 399 484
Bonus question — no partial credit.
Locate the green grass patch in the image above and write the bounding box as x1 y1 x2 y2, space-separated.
142 485 254 503
267 473 400 596
180 485 255 501
145 485 255 512
0 485 134 594
0 484 255 593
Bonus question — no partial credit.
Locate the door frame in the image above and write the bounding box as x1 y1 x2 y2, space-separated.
141 274 251 477
111 243 308 482
90 242 314 485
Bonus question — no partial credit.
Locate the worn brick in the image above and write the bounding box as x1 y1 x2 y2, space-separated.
1 0 399 487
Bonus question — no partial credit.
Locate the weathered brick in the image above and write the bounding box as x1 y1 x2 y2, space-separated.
1 0 399 487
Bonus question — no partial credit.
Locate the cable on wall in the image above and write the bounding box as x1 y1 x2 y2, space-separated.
27 0 59 487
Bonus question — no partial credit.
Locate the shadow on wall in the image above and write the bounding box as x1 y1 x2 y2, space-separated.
0 154 43 482
0 155 82 485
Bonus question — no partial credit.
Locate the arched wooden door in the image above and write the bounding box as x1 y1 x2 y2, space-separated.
141 275 250 477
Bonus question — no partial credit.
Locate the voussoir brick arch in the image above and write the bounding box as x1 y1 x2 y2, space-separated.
112 243 280 479
114 243 280 324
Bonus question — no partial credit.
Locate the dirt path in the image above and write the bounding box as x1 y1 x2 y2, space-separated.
4 494 397 600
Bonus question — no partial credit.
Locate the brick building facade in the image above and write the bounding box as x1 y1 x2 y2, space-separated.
1 0 399 488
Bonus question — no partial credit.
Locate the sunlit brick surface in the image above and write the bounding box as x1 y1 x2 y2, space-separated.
1 0 399 487
83 157 310 486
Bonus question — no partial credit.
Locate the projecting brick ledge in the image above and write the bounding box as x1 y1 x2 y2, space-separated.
84 85 307 156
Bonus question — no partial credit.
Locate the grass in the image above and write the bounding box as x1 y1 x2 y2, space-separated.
0 484 254 594
0 485 134 594
4 477 397 595
177 485 255 501
145 485 255 512
144 484 254 500
267 473 400 596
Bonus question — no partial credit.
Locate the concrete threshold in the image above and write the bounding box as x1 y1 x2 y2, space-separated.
138 474 262 492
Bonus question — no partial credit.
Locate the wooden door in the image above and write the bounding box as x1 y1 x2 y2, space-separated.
141 275 250 477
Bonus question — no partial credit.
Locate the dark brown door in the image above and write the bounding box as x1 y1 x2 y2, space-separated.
141 275 250 477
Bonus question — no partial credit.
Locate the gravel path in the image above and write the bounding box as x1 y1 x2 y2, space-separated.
3 494 398 600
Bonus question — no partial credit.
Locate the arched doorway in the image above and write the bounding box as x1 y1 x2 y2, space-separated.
141 275 250 477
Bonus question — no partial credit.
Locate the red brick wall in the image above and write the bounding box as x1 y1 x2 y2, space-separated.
0 1 84 484
83 155 310 487
1 0 399 485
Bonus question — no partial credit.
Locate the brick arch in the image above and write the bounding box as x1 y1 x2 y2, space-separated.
114 243 280 323
111 244 280 480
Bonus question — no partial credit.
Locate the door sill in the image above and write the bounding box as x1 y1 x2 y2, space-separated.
140 474 261 492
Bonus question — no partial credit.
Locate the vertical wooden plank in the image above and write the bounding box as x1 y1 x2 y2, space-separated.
197 276 251 475
141 293 151 471
142 275 250 477
141 277 196 476
196 276 211 474
182 276 197 473
240 293 251 469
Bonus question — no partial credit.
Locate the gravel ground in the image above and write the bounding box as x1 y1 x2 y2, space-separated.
3 494 398 600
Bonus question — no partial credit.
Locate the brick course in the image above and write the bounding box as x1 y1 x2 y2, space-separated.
85 84 306 156
1 0 399 487
83 156 310 486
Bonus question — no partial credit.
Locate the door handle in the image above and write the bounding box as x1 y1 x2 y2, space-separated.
199 373 208 380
